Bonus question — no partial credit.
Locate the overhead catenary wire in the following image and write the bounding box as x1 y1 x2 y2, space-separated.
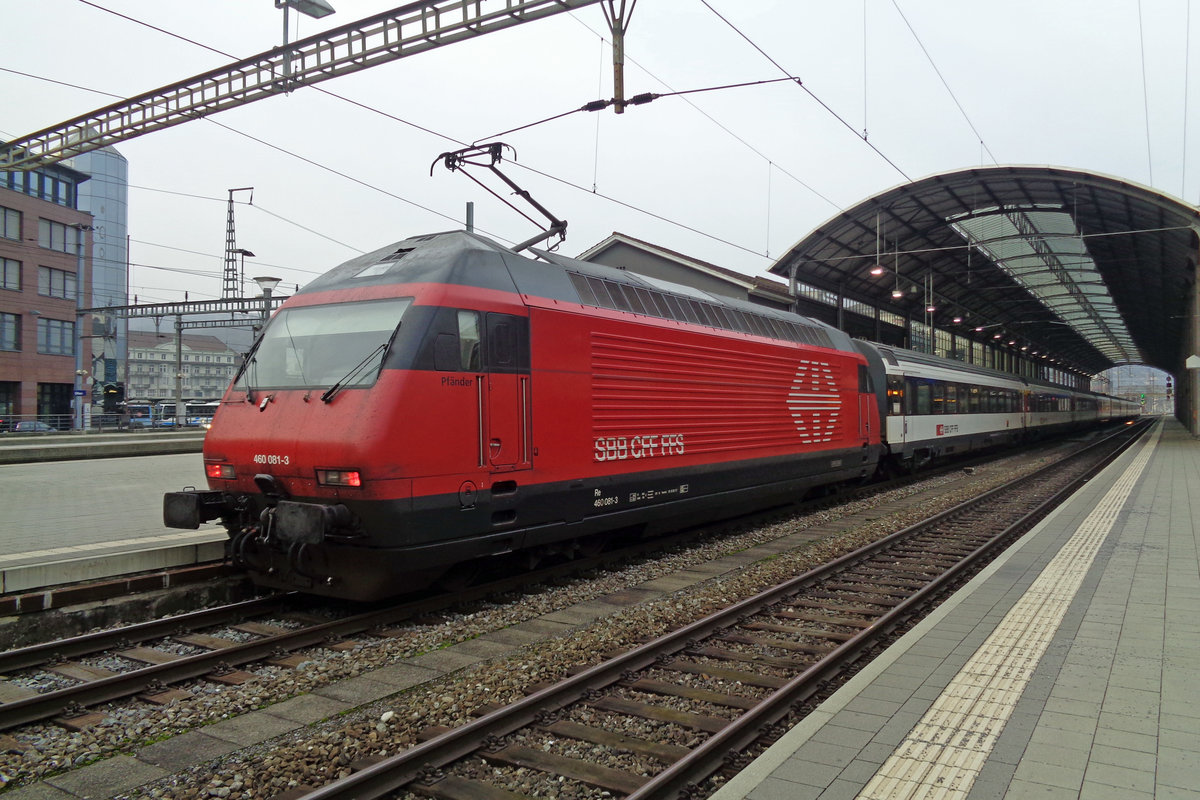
566 12 842 210
1183 0 1191 200
1137 0 1155 186
475 76 803 143
58 0 783 261
889 0 998 166
699 0 913 183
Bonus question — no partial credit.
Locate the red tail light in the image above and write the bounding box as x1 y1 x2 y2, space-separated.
206 462 236 479
317 469 362 487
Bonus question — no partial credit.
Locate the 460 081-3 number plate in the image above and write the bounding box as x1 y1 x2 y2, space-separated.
252 453 291 466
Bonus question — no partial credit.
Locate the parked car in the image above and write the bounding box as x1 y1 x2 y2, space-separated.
13 421 57 433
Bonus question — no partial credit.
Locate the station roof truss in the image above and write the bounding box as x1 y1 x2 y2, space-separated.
769 166 1200 378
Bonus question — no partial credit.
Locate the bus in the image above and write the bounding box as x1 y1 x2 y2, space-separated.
157 401 221 428
125 402 163 429
126 400 220 428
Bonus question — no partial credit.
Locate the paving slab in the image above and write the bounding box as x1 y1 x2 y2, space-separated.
201 709 303 746
263 692 354 724
44 755 168 798
135 729 243 771
311 674 404 705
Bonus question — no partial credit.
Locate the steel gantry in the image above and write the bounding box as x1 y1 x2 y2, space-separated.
83 295 286 427
0 0 608 170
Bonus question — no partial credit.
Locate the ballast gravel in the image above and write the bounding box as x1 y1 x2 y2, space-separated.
0 447 1068 799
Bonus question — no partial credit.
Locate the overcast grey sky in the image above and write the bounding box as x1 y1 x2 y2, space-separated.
2 0 1196 306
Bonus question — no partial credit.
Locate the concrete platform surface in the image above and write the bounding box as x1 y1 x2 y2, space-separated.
0 451 223 595
712 416 1198 800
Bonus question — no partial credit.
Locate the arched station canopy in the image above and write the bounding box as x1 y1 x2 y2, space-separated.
769 165 1200 378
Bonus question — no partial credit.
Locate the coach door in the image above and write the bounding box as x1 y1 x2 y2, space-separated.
483 313 532 471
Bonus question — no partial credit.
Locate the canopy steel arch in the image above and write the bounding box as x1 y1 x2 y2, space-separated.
0 0 605 171
769 166 1200 381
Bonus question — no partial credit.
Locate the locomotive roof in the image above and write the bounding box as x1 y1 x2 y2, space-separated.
298 231 864 355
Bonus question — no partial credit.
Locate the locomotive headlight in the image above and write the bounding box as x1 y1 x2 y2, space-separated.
205 462 236 479
317 469 362 487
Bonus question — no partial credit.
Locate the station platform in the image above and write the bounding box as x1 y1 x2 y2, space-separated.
0 446 224 609
713 416 1198 800
0 430 204 464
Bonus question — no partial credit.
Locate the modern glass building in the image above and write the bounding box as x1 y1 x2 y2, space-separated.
69 146 129 390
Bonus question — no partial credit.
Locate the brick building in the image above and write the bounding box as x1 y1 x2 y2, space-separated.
0 163 94 429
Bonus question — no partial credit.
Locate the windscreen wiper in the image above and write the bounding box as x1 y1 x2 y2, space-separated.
320 342 388 404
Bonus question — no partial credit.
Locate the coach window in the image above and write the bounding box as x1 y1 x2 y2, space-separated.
931 382 945 414
945 384 958 414
968 386 981 414
457 311 481 370
914 381 932 415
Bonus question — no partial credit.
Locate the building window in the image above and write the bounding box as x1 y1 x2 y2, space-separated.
37 383 72 423
1 258 19 290
0 313 19 351
36 318 74 355
37 219 80 253
0 381 16 417
1 206 19 240
37 266 77 299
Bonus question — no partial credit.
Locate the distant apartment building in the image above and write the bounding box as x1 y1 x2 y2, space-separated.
126 330 239 401
0 160 95 427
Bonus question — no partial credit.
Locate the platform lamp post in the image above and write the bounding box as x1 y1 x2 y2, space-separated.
253 276 282 328
234 248 255 295
73 223 95 432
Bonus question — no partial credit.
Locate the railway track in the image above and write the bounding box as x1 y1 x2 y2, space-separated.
273 420 1150 800
0 438 1015 734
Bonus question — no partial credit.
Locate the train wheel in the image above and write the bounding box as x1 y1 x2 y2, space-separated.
436 562 482 592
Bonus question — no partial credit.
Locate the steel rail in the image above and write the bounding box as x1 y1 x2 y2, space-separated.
625 420 1151 799
0 500 828 731
0 594 289 674
295 420 1150 800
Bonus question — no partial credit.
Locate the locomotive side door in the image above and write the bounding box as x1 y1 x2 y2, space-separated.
856 364 873 443
483 313 532 471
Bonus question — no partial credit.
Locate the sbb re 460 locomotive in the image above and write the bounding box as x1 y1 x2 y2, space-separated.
164 231 884 600
164 231 1138 601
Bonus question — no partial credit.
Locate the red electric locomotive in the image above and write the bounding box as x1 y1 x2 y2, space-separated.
165 231 881 600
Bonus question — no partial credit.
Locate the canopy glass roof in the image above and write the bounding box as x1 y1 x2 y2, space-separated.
948 206 1141 364
769 166 1199 378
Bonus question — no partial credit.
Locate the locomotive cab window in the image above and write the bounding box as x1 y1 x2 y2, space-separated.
235 297 412 391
